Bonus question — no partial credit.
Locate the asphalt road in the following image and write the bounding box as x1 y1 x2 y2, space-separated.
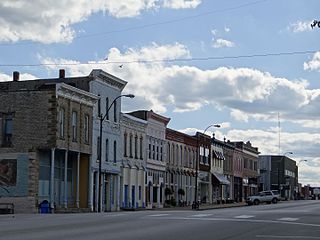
1 200 320 240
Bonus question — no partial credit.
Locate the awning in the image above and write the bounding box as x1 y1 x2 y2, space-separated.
212 173 230 185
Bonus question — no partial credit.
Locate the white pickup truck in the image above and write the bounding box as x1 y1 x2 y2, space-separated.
246 190 280 205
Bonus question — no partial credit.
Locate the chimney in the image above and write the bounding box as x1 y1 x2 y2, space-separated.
13 71 19 81
59 69 65 78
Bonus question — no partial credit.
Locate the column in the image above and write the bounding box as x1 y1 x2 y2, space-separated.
157 183 161 207
135 168 139 208
64 150 68 208
117 175 121 211
76 152 80 208
88 156 93 211
209 173 213 204
150 184 153 208
50 148 55 210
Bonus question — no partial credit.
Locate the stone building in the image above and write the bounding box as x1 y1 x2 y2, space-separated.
165 128 197 206
128 110 170 209
35 69 127 212
120 113 147 209
0 74 97 213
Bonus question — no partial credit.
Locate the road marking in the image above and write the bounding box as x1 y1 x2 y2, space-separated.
144 216 320 228
256 235 320 239
191 214 213 217
277 217 299 221
234 215 255 219
147 214 171 217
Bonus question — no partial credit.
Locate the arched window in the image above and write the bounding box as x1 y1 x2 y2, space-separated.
113 140 117 163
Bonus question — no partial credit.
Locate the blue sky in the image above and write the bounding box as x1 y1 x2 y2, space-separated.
0 0 319 186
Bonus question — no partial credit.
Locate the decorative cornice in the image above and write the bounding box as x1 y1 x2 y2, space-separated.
56 83 99 106
90 69 127 91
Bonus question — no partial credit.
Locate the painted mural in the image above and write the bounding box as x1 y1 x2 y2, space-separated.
0 159 17 186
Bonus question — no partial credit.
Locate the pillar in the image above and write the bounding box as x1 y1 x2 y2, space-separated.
76 152 80 208
50 148 55 210
64 150 68 208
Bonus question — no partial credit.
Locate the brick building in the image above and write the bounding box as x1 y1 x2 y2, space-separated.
0 74 97 213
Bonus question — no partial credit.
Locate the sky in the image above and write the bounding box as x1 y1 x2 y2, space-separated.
0 0 319 186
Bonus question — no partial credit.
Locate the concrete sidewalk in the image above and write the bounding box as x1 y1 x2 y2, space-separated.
158 202 247 211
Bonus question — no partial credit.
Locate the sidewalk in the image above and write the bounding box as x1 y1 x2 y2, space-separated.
158 202 247 211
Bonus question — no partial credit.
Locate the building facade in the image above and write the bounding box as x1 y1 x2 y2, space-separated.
128 110 170 208
233 141 259 200
165 128 197 206
0 75 97 213
120 113 147 209
260 155 298 200
195 132 212 203
211 138 229 204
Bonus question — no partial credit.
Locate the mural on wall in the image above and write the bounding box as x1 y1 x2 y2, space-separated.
0 159 17 186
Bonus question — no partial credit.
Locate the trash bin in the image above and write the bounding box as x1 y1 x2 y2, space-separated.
39 200 51 213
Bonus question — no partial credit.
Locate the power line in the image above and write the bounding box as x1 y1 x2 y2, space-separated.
0 49 317 67
74 0 268 40
0 0 268 46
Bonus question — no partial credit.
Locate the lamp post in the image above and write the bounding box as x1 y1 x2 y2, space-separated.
298 159 307 166
193 124 220 209
97 94 134 212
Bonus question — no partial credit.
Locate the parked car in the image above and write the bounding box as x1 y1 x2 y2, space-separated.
246 190 279 205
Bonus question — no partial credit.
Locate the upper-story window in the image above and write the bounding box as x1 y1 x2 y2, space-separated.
113 140 117 163
106 138 109 161
167 143 171 164
105 97 109 120
72 111 77 142
123 133 127 157
134 135 138 159
97 97 101 117
84 114 89 143
139 136 143 160
129 134 133 158
2 113 13 147
113 100 117 122
59 108 65 139
97 136 101 160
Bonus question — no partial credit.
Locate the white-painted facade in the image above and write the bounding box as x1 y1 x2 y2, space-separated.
120 113 147 209
88 70 127 212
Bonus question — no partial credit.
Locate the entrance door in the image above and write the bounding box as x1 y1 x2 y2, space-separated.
124 185 128 208
132 186 135 208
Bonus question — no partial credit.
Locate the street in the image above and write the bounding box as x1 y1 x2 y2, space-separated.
1 200 320 240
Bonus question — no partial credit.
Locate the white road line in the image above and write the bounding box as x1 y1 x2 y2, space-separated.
256 235 320 239
234 215 255 219
277 217 299 222
147 214 171 217
145 216 320 228
191 214 213 217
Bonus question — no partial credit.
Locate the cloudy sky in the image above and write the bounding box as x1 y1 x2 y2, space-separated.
0 0 319 186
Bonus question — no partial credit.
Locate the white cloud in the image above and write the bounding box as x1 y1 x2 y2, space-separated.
0 0 201 44
212 38 235 48
287 20 312 33
304 51 320 71
0 72 37 82
224 27 230 32
38 42 320 124
163 0 201 9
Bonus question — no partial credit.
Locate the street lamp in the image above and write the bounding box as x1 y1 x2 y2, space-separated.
298 159 307 166
193 124 220 210
97 94 135 212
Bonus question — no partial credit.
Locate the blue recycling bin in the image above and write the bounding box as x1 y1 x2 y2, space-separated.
39 200 51 213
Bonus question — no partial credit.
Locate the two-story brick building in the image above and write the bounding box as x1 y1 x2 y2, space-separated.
0 73 98 213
